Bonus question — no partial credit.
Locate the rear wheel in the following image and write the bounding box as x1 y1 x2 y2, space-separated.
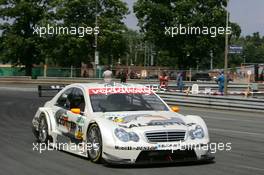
87 124 102 163
37 115 49 143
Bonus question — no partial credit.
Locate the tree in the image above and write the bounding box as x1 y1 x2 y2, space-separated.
49 0 129 67
134 0 241 69
243 33 264 64
0 0 129 76
229 32 264 68
0 0 52 76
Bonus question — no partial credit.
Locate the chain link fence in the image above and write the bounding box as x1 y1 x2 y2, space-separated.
0 65 263 82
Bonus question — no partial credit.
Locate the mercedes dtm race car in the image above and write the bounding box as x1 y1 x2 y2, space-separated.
32 82 214 164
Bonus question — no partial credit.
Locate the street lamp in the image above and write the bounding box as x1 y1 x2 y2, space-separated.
224 8 229 96
210 50 213 70
196 58 199 72
94 0 99 78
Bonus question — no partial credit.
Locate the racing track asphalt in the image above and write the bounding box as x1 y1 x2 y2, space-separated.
0 87 263 175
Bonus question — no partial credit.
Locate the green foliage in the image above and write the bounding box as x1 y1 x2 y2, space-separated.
50 0 129 66
0 0 52 75
134 0 241 69
0 0 129 76
231 32 264 65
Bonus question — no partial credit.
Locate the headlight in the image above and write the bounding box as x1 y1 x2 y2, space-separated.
189 125 204 139
129 132 139 142
114 128 139 142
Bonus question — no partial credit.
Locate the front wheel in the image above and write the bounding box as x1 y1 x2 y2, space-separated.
87 123 102 163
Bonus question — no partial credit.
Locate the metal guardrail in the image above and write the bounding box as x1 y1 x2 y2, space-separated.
0 76 31 80
157 92 264 113
36 83 264 112
1 77 259 90
38 85 65 97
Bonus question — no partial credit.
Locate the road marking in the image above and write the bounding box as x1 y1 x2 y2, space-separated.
182 107 264 118
210 128 264 138
217 162 264 172
234 165 264 171
202 115 264 123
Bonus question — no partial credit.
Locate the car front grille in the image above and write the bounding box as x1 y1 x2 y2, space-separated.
145 130 186 143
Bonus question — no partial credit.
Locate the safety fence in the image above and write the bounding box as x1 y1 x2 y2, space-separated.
0 67 81 78
1 65 263 82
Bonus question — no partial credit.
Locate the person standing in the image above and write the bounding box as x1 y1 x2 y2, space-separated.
120 69 127 83
216 71 225 95
102 66 112 83
176 72 184 92
159 71 169 89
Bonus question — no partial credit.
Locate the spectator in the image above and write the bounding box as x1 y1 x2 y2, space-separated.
261 69 264 81
176 72 184 92
216 71 225 95
102 66 112 83
120 69 127 83
159 71 169 89
82 70 88 77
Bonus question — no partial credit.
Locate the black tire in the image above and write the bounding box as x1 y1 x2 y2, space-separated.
37 115 49 143
87 123 102 163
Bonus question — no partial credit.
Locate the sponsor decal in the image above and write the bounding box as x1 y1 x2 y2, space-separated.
75 126 83 140
55 110 76 132
88 87 153 95
114 118 125 123
76 116 85 126
114 145 156 151
106 114 186 128
113 142 232 154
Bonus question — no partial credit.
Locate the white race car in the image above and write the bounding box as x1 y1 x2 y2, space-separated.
32 82 214 164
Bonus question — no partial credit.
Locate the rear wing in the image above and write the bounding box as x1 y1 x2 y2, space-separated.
38 85 65 97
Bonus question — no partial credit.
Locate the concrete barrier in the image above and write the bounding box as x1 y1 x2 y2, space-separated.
0 76 32 83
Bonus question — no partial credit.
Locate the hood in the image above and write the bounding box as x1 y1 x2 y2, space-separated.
101 111 187 128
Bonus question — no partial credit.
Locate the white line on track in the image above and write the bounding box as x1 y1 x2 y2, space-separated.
217 162 264 172
234 165 264 172
182 107 264 118
210 128 264 138
202 115 264 123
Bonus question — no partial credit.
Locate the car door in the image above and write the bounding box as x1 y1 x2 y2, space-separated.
53 87 76 136
66 88 86 142
53 87 87 142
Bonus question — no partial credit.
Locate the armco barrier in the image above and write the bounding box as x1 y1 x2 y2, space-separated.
0 77 257 91
157 92 264 113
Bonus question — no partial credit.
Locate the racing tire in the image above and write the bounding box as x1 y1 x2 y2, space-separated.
87 123 103 163
36 115 49 143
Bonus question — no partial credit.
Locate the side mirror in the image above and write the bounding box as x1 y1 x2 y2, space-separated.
171 106 180 112
71 108 81 115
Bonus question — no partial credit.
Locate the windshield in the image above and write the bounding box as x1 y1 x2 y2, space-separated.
90 93 169 112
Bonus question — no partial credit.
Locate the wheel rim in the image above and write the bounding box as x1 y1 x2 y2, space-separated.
87 126 101 160
39 118 47 142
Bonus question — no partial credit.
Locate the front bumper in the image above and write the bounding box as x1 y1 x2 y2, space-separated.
103 143 215 165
